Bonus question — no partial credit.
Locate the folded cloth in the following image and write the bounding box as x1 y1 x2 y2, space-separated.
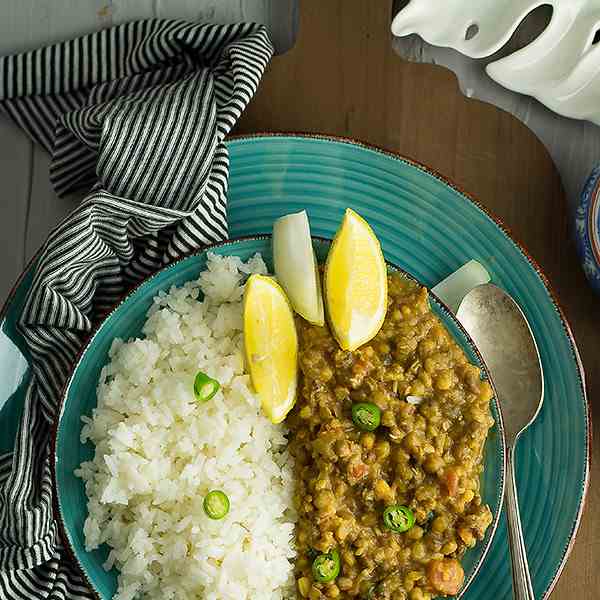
0 19 272 599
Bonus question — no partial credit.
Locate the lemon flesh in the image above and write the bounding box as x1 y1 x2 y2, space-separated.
273 210 324 326
243 274 298 423
324 208 388 351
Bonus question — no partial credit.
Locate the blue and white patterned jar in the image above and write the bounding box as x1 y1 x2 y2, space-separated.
576 167 600 295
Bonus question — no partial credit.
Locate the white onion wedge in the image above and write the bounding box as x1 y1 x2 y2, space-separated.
406 395 424 405
431 260 491 313
273 210 325 326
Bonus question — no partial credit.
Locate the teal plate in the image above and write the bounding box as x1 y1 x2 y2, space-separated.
0 134 589 599
53 236 505 600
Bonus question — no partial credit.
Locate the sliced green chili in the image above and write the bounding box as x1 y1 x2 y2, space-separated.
383 505 415 533
351 402 381 432
194 371 220 403
312 548 341 583
203 490 230 520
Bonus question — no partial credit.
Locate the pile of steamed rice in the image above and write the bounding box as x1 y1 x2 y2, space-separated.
75 253 297 600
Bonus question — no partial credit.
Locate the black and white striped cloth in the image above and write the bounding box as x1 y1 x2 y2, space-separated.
0 19 272 599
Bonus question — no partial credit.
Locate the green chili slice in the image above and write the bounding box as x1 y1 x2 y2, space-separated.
194 371 220 403
351 402 381 432
383 505 415 533
312 548 341 583
203 490 230 520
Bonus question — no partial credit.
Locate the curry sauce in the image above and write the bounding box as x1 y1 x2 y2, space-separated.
288 274 494 600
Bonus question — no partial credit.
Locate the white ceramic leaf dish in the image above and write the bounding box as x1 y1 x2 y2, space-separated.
392 0 600 125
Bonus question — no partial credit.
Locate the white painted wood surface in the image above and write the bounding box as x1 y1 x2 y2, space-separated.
0 0 297 304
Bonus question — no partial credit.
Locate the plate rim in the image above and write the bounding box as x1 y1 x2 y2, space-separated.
1 132 589 600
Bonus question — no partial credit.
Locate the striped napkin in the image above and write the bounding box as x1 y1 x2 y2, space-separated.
0 20 272 599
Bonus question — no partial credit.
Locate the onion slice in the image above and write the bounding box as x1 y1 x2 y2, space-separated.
406 395 423 405
431 260 490 313
273 210 325 326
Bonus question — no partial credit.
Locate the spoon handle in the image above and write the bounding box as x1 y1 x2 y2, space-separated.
505 443 535 600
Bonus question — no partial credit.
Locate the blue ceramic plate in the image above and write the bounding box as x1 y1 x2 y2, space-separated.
53 236 505 599
0 135 589 600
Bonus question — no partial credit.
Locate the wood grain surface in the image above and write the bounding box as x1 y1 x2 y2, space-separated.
0 0 596 597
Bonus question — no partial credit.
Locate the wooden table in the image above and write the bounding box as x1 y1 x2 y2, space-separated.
0 1 597 598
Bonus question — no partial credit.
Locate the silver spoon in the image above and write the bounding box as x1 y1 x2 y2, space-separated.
456 283 544 600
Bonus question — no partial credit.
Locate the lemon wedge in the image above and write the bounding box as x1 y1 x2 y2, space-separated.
324 208 388 351
273 210 324 326
243 274 298 423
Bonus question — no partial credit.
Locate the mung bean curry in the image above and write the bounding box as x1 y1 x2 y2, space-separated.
287 273 494 600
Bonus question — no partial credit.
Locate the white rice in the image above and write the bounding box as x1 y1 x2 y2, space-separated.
75 253 297 600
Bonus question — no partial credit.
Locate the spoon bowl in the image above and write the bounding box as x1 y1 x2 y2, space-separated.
457 283 544 600
457 283 544 440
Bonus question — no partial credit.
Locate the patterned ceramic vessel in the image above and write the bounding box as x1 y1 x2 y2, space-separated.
576 166 600 295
